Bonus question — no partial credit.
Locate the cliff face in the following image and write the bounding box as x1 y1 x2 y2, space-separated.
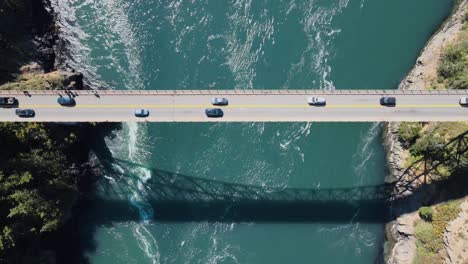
385 1 468 263
0 0 54 83
0 0 82 90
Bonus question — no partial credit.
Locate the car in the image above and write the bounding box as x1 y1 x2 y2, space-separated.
134 109 150 117
459 97 468 106
57 96 76 106
15 109 35 118
205 108 224 118
211 97 229 106
0 97 18 108
380 96 396 106
307 96 326 106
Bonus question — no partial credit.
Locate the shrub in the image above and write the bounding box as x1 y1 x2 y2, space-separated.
409 134 446 160
443 46 464 62
432 201 462 239
419 206 434 222
438 61 462 79
413 248 443 264
449 74 468 89
398 122 423 148
414 221 441 253
438 46 465 79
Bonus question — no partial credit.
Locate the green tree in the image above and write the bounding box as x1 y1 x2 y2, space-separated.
409 134 446 161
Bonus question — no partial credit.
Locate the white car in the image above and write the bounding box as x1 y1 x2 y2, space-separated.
211 97 229 106
459 97 468 106
307 96 326 105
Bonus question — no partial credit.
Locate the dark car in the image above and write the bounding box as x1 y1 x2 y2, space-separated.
205 108 224 118
15 109 35 118
134 109 150 117
380 97 396 106
57 97 76 106
0 97 18 108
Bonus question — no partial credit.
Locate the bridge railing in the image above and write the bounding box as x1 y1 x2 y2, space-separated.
0 89 466 96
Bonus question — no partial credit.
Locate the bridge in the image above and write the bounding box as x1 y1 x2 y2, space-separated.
0 89 467 122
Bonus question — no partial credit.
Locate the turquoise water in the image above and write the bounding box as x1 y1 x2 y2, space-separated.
51 0 453 263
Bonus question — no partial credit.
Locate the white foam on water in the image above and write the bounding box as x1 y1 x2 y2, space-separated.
51 0 160 262
352 122 381 185
318 214 377 256
225 0 275 88
360 0 367 9
314 123 382 256
131 223 161 264
286 0 349 89
204 225 240 264
52 0 143 89
127 122 140 161
277 122 312 165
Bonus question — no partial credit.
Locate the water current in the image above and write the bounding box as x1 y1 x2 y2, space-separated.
50 0 453 263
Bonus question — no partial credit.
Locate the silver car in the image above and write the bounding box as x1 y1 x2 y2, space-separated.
211 97 229 106
307 96 326 105
459 97 468 106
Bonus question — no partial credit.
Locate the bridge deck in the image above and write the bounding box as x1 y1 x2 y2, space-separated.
0 90 466 122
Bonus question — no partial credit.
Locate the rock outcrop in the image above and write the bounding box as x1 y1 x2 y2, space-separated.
444 198 468 264
388 212 419 264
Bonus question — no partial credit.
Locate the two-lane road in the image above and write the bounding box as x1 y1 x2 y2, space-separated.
0 90 466 122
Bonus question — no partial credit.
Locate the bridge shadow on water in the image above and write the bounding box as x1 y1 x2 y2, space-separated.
52 130 467 263
83 129 468 224
92 157 468 224
96 158 392 223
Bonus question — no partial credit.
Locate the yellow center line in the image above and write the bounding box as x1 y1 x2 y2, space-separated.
20 104 462 109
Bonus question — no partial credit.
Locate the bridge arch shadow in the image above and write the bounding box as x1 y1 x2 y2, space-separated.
86 129 467 224
93 158 393 223
49 130 468 264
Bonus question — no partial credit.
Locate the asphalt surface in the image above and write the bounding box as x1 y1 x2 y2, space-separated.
0 92 467 122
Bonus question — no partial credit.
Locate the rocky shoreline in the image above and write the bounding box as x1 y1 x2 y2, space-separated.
398 0 467 91
0 1 121 262
383 1 468 263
